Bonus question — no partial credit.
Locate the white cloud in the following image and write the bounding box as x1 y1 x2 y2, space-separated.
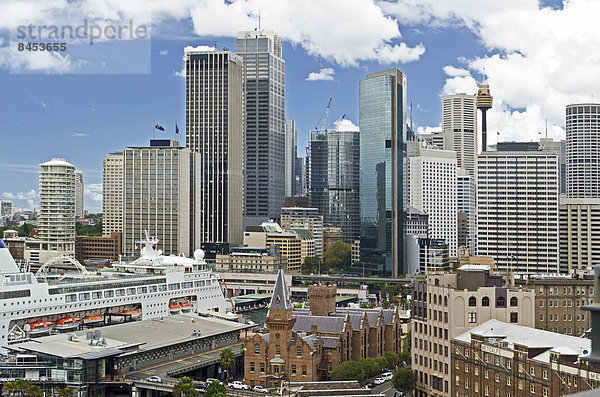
72 132 89 137
183 45 215 54
2 190 37 200
84 183 102 204
333 118 359 132
385 0 600 142
28 95 49 108
306 67 335 81
159 49 168 56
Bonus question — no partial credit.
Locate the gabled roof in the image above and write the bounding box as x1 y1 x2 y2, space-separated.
268 269 292 310
293 315 346 334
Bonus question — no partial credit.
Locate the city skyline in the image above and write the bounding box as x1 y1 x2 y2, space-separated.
2 0 598 211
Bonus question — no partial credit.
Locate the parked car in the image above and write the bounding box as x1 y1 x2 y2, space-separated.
228 381 250 390
146 376 162 383
206 378 223 385
253 385 269 393
373 377 385 385
394 391 404 397
195 381 207 390
382 372 393 381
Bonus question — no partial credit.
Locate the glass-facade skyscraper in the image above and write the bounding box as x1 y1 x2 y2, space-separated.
359 69 407 277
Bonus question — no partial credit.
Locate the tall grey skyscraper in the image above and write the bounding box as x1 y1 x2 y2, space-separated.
236 30 285 223
308 127 360 242
442 93 477 175
74 169 84 218
102 151 123 236
540 137 566 194
359 69 406 277
457 168 476 255
295 157 306 195
566 103 600 198
285 119 297 197
477 143 559 273
185 49 244 247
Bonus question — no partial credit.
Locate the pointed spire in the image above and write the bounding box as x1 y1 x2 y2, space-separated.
269 269 292 310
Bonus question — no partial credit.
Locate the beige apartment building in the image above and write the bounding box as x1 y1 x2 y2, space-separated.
412 266 535 397
102 151 124 236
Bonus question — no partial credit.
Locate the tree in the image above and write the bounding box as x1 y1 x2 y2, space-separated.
57 389 74 397
392 368 416 396
384 351 399 368
302 256 321 274
330 360 366 382
173 377 199 397
323 242 351 271
399 349 411 364
204 381 227 397
219 347 236 382
359 358 381 378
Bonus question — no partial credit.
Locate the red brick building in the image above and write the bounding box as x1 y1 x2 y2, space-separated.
244 272 404 388
75 232 122 261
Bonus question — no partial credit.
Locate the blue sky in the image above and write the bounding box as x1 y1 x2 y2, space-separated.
0 0 597 212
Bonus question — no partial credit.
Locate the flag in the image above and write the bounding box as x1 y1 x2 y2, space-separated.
175 122 179 134
497 131 500 135
154 123 165 131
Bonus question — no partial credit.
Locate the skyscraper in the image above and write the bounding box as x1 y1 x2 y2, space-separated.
295 157 306 195
185 49 244 247
566 103 600 198
408 147 458 257
74 169 84 218
359 69 406 277
102 151 123 236
38 158 76 259
285 119 297 197
236 30 285 223
477 143 559 273
457 168 476 255
442 93 477 175
122 140 198 258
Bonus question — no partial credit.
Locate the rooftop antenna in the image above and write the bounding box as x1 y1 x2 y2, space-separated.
258 9 261 30
410 102 413 132
482 67 487 83
545 118 548 139
213 41 217 50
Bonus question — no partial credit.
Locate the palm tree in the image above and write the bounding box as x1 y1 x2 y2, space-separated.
2 381 16 397
219 348 236 382
58 389 74 397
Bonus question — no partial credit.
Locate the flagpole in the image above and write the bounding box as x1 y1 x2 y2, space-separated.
153 120 155 139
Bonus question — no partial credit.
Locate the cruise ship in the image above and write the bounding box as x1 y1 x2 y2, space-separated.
0 237 231 352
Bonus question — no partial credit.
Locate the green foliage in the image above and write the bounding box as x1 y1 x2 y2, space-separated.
204 381 227 397
219 347 236 382
0 223 35 238
76 221 102 236
330 360 366 382
392 368 415 394
302 256 321 274
58 388 74 397
323 242 351 270
400 349 411 363
384 351 399 368
2 379 46 397
173 377 199 397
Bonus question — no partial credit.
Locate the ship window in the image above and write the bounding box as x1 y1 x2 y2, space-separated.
158 285 167 292
195 281 206 287
104 290 114 298
78 293 90 301
182 282 193 289
92 292 102 299
127 288 136 295
149 286 157 293
65 294 77 303
115 289 125 297
137 287 148 294
168 283 181 291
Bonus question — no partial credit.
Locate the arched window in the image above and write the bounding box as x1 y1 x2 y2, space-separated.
254 344 260 354
434 295 437 304
444 296 448 306
438 295 442 305
496 296 506 308
482 297 490 307
468 296 477 307
510 297 518 307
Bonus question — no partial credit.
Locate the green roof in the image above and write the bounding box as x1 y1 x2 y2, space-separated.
294 229 313 240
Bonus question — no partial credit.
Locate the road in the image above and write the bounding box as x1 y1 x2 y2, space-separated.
371 380 398 397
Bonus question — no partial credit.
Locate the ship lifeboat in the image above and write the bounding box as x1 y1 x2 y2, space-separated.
54 316 82 331
118 309 141 320
169 303 181 313
83 315 104 325
25 320 55 336
179 301 192 312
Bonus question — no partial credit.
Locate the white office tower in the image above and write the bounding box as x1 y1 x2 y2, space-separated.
442 94 477 174
122 140 199 258
477 143 560 273
102 152 124 236
418 130 450 150
566 103 600 198
457 168 476 255
285 119 297 197
74 170 84 218
559 197 600 274
408 145 458 256
36 158 76 262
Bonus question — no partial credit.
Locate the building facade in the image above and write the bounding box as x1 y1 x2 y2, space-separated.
566 103 600 198
102 151 124 237
37 158 76 261
409 147 458 257
280 207 324 258
452 319 600 397
75 232 122 261
236 30 286 223
122 140 198 258
457 168 476 255
74 169 84 218
215 246 288 273
359 68 406 277
412 266 535 396
559 197 600 274
477 145 560 272
185 48 244 247
285 119 297 198
442 93 477 175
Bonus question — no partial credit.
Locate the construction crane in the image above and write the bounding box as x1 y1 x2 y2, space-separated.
314 97 332 134
329 114 346 131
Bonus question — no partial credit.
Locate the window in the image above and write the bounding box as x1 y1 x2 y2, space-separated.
115 289 125 297
543 388 549 397
510 297 518 306
507 378 511 386
482 297 490 306
510 312 518 323
65 294 77 303
254 344 260 354
465 364 469 373
484 384 488 396
475 382 479 393
250 362 255 373
302 366 307 376
530 384 535 393
530 367 535 376
495 374 500 383
276 345 280 355
469 312 477 323
104 290 114 298
496 296 506 307
127 288 136 295
518 380 523 390
260 363 265 373
291 365 296 376
297 347 302 357
455 375 460 386
485 370 489 379
92 291 102 299
469 296 477 306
